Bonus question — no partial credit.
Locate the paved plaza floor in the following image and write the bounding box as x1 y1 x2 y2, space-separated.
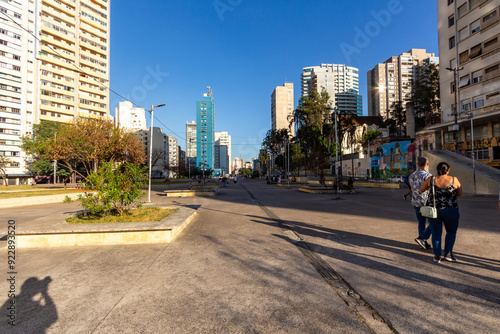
0 180 499 333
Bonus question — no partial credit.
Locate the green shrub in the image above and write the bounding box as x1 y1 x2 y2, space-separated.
63 195 73 203
79 162 147 216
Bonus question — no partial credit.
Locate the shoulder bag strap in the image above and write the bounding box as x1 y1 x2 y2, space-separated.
432 176 436 208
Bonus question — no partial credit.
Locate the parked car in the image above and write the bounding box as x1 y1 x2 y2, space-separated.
388 175 404 183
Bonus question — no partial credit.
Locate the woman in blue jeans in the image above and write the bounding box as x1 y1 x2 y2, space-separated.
420 162 463 263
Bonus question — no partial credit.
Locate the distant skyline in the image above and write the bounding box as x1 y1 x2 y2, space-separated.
110 0 438 161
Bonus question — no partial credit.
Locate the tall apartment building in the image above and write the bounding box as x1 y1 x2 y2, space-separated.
0 0 36 183
135 127 178 178
232 157 244 173
135 127 167 177
196 88 215 170
301 64 360 107
437 0 500 166
336 90 363 116
115 101 147 131
271 83 294 136
34 0 110 124
214 144 228 175
166 134 178 177
367 49 436 121
215 131 231 168
185 121 196 168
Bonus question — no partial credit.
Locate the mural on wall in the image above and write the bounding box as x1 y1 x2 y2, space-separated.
370 141 415 179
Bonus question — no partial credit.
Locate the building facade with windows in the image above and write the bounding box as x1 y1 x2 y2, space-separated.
437 0 500 167
186 121 196 168
367 49 436 121
196 88 215 170
0 0 36 183
34 0 110 124
336 90 363 116
215 131 231 170
115 101 147 131
271 82 294 136
301 64 359 107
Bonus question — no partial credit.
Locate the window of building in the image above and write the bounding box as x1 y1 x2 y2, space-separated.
484 64 500 79
458 3 468 18
466 148 489 160
459 50 469 64
461 99 471 111
444 131 460 144
469 0 482 10
449 36 456 49
448 0 454 4
494 122 500 136
459 74 470 88
449 14 455 27
458 27 469 41
470 19 481 34
484 36 498 52
472 70 483 83
472 95 484 109
469 43 482 59
484 9 498 22
486 91 499 101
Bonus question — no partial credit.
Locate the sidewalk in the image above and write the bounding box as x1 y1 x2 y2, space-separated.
0 181 499 333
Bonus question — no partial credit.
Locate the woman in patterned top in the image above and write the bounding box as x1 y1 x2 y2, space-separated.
420 162 463 263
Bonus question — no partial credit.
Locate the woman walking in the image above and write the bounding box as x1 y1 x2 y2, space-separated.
419 162 463 263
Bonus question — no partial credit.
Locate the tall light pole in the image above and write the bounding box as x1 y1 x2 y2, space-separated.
446 66 463 154
148 104 165 203
334 108 340 196
466 113 476 195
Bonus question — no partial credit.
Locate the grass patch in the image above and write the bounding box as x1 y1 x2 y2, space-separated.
0 185 54 192
0 189 83 199
66 207 177 224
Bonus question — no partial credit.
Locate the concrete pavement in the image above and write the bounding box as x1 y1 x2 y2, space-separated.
0 179 499 333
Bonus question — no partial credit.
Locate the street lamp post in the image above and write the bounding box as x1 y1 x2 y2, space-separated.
446 66 463 154
287 137 290 188
466 113 476 195
334 108 340 197
148 104 165 203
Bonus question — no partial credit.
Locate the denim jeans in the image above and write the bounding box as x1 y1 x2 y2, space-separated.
429 208 460 257
414 207 432 240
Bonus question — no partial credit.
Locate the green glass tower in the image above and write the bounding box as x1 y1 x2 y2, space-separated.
196 87 215 170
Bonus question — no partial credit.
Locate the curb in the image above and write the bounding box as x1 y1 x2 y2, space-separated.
4 206 197 248
0 193 84 208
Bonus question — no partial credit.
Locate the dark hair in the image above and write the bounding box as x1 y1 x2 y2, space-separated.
417 156 428 168
436 162 450 176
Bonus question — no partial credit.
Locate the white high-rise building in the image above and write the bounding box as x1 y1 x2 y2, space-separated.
301 64 360 106
0 1 36 183
271 83 294 136
215 131 231 168
186 121 196 168
115 101 147 131
166 134 178 177
436 0 500 165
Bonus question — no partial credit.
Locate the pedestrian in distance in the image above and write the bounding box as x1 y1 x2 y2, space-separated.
420 162 463 263
233 175 238 184
409 157 432 250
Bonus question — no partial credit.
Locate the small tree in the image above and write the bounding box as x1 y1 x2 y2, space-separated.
0 156 14 186
79 162 147 216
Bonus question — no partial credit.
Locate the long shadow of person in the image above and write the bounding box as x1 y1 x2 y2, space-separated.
1 276 58 333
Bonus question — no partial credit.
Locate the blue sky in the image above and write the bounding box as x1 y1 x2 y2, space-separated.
110 0 438 161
